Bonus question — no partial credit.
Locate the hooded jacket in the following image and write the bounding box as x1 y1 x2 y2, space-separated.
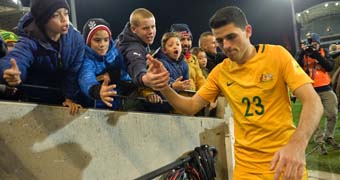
115 22 150 86
78 39 131 109
0 12 84 102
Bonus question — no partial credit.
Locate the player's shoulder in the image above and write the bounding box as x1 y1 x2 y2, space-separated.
256 44 286 54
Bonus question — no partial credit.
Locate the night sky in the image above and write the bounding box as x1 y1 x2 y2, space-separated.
20 0 325 53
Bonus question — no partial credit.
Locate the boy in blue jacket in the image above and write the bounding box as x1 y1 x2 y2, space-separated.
155 32 190 92
143 32 190 113
0 0 84 114
78 18 131 109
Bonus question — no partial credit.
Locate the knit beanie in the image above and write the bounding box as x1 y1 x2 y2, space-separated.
82 18 112 45
0 30 18 44
30 0 70 27
170 24 192 39
309 33 320 44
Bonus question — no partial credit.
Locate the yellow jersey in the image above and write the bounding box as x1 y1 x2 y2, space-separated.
197 44 312 173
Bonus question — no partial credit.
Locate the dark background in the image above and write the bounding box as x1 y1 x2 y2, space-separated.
20 0 325 53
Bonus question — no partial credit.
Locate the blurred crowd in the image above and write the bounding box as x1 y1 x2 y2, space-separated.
0 0 227 117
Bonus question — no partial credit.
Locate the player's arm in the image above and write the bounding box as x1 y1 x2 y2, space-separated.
147 54 209 114
290 83 323 149
160 86 209 115
271 83 323 180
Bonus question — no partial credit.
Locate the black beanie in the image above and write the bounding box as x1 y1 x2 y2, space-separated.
170 24 192 38
31 0 70 27
82 18 112 45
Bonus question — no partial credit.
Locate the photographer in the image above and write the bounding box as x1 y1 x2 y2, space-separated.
296 32 340 155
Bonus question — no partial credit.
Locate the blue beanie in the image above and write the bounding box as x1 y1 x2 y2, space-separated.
310 33 320 44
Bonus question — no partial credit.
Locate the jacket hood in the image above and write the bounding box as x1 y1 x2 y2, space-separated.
115 22 147 47
17 13 46 41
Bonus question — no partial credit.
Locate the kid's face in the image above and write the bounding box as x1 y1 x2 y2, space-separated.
45 8 69 35
197 51 207 68
131 17 156 45
163 37 182 60
90 30 110 56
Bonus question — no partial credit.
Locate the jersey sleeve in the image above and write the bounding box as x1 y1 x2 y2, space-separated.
197 64 221 103
279 46 313 91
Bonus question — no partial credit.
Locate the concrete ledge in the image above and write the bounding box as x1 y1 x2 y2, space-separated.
0 101 226 180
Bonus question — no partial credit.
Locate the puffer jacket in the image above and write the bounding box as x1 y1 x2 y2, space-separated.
0 12 84 103
78 39 131 109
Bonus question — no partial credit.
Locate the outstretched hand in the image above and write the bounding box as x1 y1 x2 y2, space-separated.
3 58 22 86
172 76 191 91
142 54 170 91
146 92 163 104
100 74 117 107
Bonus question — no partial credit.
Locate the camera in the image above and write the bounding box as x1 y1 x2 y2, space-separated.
304 34 315 56
305 39 314 56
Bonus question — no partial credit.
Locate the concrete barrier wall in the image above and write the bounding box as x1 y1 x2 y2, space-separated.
0 101 227 180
